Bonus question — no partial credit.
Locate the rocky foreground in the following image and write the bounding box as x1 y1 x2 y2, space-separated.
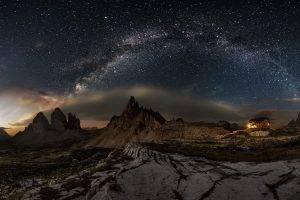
1 96 299 199
2 144 298 200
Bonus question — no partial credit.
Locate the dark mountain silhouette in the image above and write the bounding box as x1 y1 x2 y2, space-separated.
9 96 244 148
0 128 10 141
107 96 166 132
51 108 68 131
87 96 230 148
13 108 84 146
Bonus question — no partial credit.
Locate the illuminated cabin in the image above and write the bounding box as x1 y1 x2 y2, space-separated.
247 117 270 130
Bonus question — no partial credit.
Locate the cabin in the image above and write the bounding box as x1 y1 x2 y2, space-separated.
247 117 270 130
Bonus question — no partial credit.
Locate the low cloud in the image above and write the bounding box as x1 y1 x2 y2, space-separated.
7 86 298 133
9 117 34 127
9 86 245 131
0 84 67 132
0 85 67 110
61 86 245 123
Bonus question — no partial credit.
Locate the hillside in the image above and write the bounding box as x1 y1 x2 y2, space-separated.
87 97 232 148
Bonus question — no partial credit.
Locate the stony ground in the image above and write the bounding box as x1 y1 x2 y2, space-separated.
1 143 299 200
0 146 111 200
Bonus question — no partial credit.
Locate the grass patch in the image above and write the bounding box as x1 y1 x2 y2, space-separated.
142 137 300 162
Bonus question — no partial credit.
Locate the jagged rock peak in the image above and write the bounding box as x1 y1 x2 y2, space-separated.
51 108 67 131
31 112 50 133
122 96 141 119
67 113 81 130
121 96 165 123
107 96 166 131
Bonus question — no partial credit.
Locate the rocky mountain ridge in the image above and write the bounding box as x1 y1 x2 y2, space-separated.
14 143 300 200
24 108 81 135
13 108 84 146
107 96 166 132
87 96 233 148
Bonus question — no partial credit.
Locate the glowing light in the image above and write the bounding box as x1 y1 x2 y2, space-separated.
247 123 257 129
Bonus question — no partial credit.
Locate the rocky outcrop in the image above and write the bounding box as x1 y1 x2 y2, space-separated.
87 97 167 147
51 108 68 131
13 109 84 146
23 109 81 135
16 144 300 200
88 97 232 148
29 112 51 134
67 113 81 130
84 145 300 200
107 96 166 132
287 112 300 127
122 96 141 119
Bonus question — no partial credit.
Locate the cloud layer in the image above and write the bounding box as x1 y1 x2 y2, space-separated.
62 86 245 123
0 85 67 134
2 85 298 135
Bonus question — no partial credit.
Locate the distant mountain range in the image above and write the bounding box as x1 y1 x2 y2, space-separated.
13 108 86 146
6 96 300 147
86 96 240 147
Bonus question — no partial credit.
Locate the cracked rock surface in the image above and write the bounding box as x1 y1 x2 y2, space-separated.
6 144 300 200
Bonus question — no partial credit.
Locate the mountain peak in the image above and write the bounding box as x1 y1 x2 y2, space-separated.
51 108 67 131
53 107 63 114
122 96 141 119
129 96 136 104
67 113 81 130
108 96 166 131
21 108 81 135
31 112 50 133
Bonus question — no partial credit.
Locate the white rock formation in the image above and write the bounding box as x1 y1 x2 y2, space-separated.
17 143 300 200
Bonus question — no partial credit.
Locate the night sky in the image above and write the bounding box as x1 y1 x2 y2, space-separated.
0 0 299 133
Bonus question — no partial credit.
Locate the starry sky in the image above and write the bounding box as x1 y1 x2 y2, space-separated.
0 0 299 134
